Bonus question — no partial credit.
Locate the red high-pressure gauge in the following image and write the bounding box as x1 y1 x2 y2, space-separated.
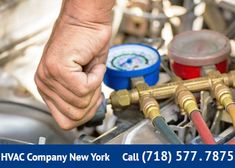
168 30 231 79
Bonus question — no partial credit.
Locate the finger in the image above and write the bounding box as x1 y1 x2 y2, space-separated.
39 92 77 130
42 60 104 97
87 63 106 89
36 75 101 121
40 91 102 130
84 42 109 72
58 63 106 96
78 95 103 126
36 68 95 108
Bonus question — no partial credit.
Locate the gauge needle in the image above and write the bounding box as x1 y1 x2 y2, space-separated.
120 57 134 67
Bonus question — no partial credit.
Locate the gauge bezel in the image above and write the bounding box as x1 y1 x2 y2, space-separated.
106 43 161 77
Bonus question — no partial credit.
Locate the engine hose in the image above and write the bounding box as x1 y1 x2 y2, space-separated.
152 116 183 144
190 111 216 144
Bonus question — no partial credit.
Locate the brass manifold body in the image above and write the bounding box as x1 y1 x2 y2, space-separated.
108 70 235 128
108 71 235 108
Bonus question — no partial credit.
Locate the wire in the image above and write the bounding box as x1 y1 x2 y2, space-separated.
190 111 216 144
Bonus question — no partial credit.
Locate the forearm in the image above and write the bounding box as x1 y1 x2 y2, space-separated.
36 0 115 129
61 0 115 25
46 0 115 64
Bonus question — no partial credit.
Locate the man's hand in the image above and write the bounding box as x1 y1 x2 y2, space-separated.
35 0 115 130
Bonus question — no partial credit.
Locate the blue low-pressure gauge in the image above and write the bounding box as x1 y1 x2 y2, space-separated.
104 43 161 90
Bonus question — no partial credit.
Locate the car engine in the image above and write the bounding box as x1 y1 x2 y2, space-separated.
0 0 235 145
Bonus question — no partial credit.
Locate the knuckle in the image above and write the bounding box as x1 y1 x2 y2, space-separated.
35 67 49 83
64 105 86 121
43 68 52 79
34 74 39 86
35 66 45 79
34 75 43 91
58 121 75 130
78 96 92 108
46 101 76 130
87 108 97 120
44 57 54 68
74 53 86 65
45 59 60 77
76 85 90 96
48 66 59 78
37 73 46 83
71 112 85 121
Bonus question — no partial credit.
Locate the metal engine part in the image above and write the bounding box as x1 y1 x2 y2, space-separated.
0 0 235 145
0 71 76 144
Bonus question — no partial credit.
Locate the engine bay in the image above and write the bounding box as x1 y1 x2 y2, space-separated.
1 0 235 144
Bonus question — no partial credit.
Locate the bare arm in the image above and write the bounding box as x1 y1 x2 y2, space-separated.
35 0 115 130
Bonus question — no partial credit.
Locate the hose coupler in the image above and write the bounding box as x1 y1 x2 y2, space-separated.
140 96 160 121
175 85 199 115
212 82 234 108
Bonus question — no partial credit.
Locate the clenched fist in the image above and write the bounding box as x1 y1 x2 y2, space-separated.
35 0 115 130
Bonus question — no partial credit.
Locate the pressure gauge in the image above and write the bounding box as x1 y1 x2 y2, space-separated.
104 43 161 90
168 30 230 79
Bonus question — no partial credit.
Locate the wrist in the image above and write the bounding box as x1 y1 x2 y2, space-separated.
61 0 115 25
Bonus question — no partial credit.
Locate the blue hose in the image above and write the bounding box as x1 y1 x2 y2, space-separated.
152 117 183 144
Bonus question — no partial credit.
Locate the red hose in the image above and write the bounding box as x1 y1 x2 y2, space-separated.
190 111 216 144
227 139 235 145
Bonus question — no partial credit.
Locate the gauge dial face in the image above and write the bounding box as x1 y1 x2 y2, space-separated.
107 44 159 71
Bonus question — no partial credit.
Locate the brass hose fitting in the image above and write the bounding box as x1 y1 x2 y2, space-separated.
211 82 235 127
175 85 199 115
175 86 216 144
135 82 160 120
109 90 132 108
136 83 182 144
212 82 234 107
140 96 160 120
